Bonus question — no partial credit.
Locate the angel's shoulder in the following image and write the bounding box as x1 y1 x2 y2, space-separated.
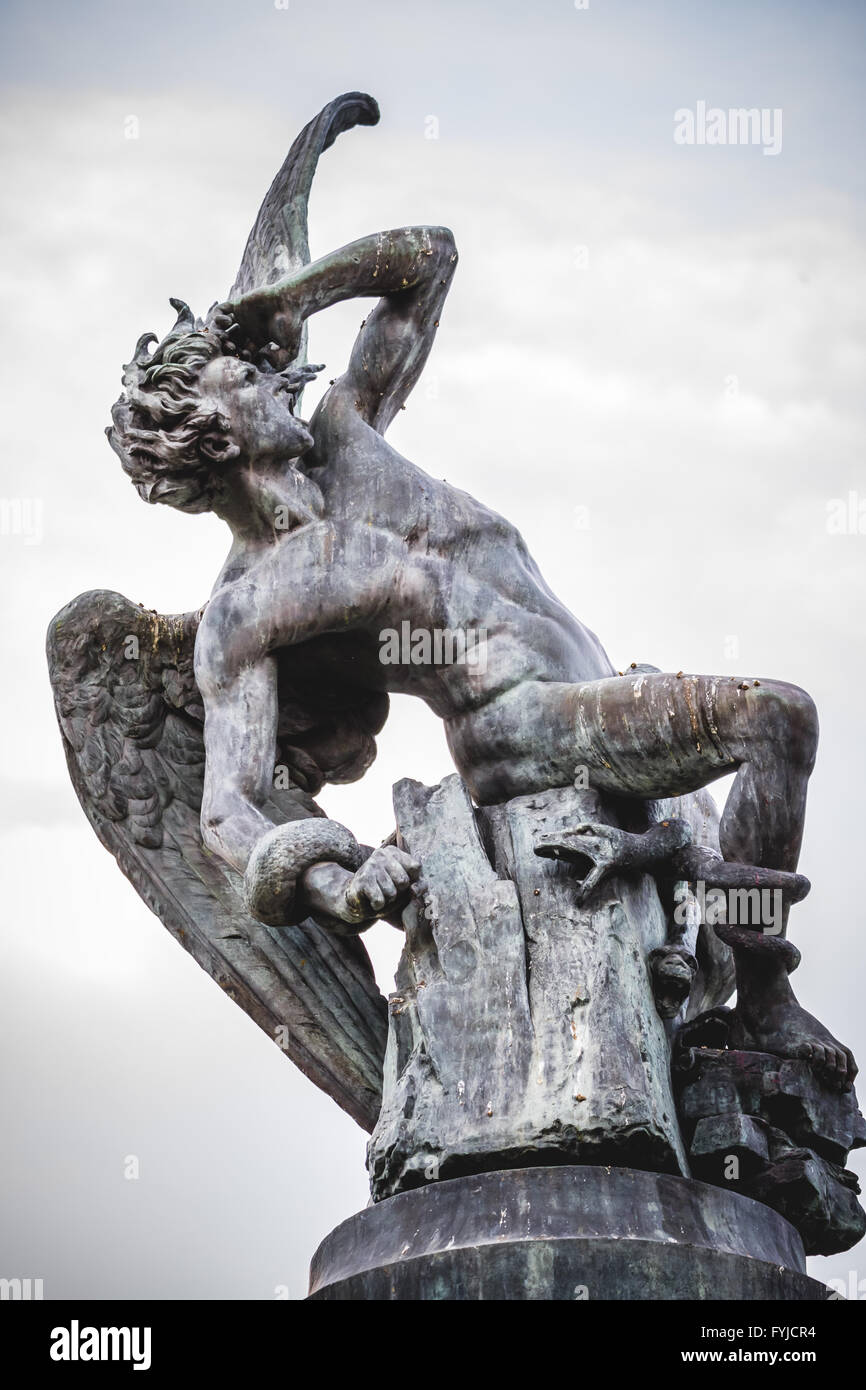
194 583 252 686
195 563 287 687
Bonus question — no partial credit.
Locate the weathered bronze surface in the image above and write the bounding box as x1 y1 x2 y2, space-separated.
47 93 863 1278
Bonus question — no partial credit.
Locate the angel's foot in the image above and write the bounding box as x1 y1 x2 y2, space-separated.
728 987 858 1092
716 923 858 1090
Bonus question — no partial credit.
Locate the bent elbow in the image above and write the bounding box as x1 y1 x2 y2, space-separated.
432 226 457 264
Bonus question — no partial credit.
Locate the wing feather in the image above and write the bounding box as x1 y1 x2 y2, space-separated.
229 91 379 301
227 91 379 409
47 590 387 1131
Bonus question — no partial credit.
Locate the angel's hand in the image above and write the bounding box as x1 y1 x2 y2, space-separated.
343 846 421 924
299 847 420 932
212 287 303 358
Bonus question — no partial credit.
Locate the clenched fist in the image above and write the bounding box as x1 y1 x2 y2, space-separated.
300 845 421 932
344 845 421 922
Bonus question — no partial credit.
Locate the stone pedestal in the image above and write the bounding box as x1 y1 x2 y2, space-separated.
307 1165 830 1301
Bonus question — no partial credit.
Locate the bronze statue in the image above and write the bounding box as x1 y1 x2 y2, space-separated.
48 94 865 1291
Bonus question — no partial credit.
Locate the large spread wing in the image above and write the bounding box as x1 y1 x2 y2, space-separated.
47 591 388 1132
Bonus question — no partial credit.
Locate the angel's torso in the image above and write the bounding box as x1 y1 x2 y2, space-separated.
201 395 614 777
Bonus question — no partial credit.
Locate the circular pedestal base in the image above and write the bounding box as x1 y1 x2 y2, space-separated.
308 1166 830 1300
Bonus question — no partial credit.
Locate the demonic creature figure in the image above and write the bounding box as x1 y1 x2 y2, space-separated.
48 94 855 1148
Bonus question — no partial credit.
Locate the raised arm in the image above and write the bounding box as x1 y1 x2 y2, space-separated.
220 225 458 433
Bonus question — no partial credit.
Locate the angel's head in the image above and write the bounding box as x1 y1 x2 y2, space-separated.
107 299 319 514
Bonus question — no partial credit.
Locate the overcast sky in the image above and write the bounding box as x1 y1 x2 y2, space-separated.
1 0 865 1299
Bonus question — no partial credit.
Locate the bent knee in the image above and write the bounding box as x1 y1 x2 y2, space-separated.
787 683 819 769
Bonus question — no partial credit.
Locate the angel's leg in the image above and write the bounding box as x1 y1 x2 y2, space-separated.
563 671 818 888
557 672 854 1085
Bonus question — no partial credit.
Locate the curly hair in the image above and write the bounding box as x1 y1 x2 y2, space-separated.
106 300 236 513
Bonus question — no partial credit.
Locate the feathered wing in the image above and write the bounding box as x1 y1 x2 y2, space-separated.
48 96 391 1127
47 591 388 1132
228 89 379 398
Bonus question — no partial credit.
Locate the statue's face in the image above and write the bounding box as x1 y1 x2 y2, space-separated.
198 355 315 464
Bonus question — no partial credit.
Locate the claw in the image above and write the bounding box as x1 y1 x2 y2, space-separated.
534 816 692 904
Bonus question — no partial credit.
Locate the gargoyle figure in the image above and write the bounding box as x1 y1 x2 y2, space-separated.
48 92 855 1137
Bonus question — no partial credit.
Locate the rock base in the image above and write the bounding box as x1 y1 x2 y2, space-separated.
674 1022 866 1255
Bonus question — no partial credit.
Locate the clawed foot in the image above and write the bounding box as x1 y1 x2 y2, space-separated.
729 1000 858 1092
534 818 691 905
534 823 629 903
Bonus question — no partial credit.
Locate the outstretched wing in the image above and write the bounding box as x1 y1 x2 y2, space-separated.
47 590 388 1132
228 90 379 396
